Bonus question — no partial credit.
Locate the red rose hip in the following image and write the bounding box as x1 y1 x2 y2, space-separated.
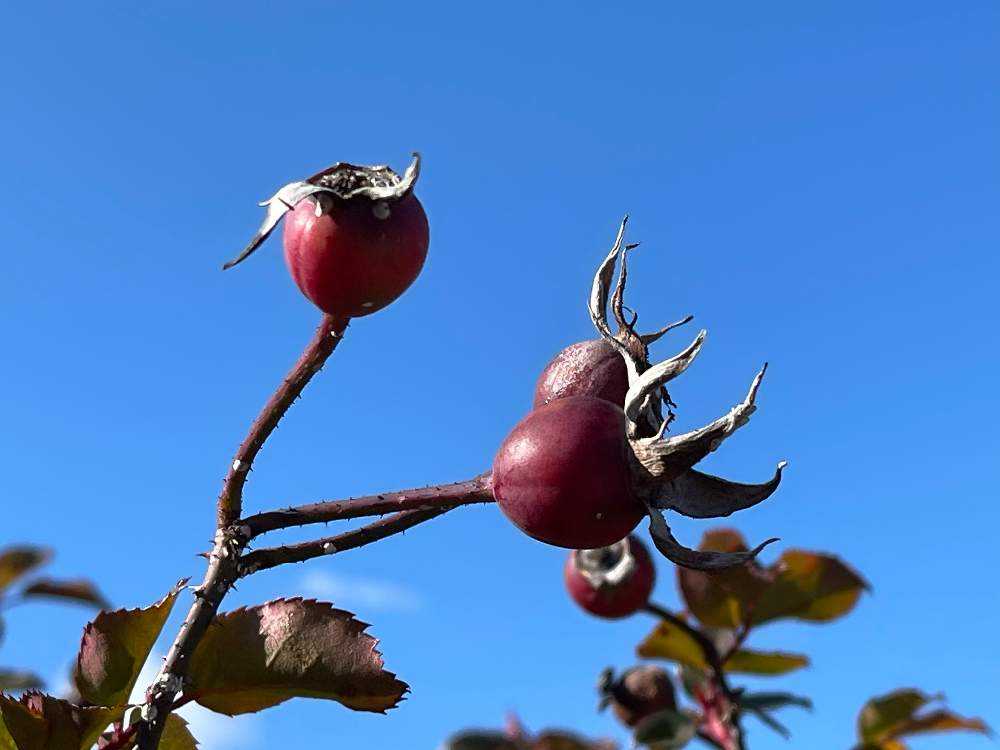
283 191 428 317
533 339 629 409
565 535 655 619
491 395 645 549
226 154 428 318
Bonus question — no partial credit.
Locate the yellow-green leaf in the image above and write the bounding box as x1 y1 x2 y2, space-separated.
724 649 809 676
186 598 408 716
161 713 199 749
74 580 185 708
0 547 51 595
636 618 710 671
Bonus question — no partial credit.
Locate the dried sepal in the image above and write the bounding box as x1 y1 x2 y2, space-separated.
623 330 706 435
641 314 695 346
588 216 643 382
645 505 778 571
652 462 787 519
631 363 770 483
224 152 421 270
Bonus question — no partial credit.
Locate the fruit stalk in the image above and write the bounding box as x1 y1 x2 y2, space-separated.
137 315 349 750
240 473 494 537
239 475 495 574
217 314 350 527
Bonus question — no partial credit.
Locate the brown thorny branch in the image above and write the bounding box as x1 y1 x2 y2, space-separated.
642 602 748 750
135 315 495 749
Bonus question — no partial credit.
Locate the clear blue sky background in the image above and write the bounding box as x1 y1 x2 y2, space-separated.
1 3 997 749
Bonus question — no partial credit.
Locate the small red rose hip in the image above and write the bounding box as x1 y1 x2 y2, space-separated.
533 339 628 409
565 535 655 618
227 154 428 318
491 395 645 549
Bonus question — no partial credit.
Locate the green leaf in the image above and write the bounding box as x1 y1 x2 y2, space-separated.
636 618 710 671
724 649 809 675
160 714 199 750
632 709 696 748
440 732 520 750
22 579 109 610
186 598 408 716
858 688 991 744
744 706 791 738
0 669 44 692
678 529 869 628
739 691 813 712
74 579 185 708
0 692 115 750
0 547 51 595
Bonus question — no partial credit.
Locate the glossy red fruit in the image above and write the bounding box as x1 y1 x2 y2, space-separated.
283 192 429 318
564 535 655 619
492 395 645 549
533 339 628 409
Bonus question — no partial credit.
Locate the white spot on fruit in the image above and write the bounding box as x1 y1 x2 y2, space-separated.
361 302 374 308
595 512 604 520
372 201 391 220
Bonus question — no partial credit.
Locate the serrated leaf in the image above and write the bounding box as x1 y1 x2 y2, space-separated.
160 713 199 749
0 547 51 595
0 692 115 750
858 689 991 743
724 650 809 675
22 579 109 610
0 669 44 691
632 709 696 748
678 529 868 628
74 580 185 708
186 598 408 716
440 731 520 750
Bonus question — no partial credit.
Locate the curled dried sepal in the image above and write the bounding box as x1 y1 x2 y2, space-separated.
640 314 695 346
646 505 778 570
588 216 641 380
653 462 787 519
623 330 706 434
223 152 421 270
631 363 770 483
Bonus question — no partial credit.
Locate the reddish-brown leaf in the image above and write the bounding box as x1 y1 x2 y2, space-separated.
0 692 115 750
186 598 408 716
74 580 185 708
22 578 110 610
678 529 868 628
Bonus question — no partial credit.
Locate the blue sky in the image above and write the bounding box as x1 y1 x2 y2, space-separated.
1 2 997 748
